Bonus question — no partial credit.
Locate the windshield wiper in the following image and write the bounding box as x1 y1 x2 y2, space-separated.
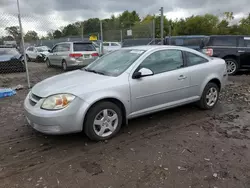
84 68 105 75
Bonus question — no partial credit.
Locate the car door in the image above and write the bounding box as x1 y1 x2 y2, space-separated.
129 49 191 116
56 43 70 66
28 47 36 59
48 45 59 65
103 42 110 52
183 51 211 97
110 42 121 51
33 48 39 59
26 47 32 57
238 36 250 68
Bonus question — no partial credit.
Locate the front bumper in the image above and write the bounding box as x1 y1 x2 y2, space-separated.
24 93 89 135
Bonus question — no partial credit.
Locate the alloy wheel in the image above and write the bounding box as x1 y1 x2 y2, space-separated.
205 87 218 107
93 109 119 137
226 61 236 74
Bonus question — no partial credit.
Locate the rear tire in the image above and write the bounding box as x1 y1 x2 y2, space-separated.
199 82 219 110
224 58 238 75
62 60 68 71
84 101 122 141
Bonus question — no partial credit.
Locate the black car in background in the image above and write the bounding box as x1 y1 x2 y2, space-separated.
201 35 250 75
0 46 26 73
164 35 207 51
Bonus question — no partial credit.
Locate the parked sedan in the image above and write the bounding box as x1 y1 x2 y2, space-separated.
0 46 25 73
24 45 227 141
45 41 98 71
26 46 50 62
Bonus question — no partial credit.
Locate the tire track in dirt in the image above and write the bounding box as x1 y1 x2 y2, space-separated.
0 105 240 181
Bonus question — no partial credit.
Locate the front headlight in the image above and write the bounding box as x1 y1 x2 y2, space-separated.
41 94 75 110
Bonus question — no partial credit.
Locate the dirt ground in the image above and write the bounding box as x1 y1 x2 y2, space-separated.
1 63 250 188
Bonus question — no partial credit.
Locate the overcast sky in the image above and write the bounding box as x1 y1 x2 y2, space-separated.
0 0 249 36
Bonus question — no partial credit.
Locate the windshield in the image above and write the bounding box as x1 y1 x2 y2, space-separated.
73 43 95 51
0 48 19 56
84 49 145 76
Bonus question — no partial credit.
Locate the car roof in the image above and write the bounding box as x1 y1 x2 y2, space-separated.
165 35 207 39
209 35 250 37
56 41 93 45
122 45 194 51
121 45 209 59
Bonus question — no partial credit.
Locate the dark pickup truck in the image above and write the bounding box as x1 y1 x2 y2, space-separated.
201 35 250 75
164 35 206 51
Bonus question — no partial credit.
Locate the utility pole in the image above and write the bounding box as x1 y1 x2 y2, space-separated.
81 22 84 40
160 7 164 45
120 30 123 46
152 19 155 44
17 0 30 88
100 19 103 55
168 24 171 45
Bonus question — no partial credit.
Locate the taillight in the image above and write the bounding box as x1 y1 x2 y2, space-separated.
69 53 82 58
91 53 99 57
203 48 213 56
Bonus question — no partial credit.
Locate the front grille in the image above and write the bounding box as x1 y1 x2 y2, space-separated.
29 93 42 106
31 93 42 101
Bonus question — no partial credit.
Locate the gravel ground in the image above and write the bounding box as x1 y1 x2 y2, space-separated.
1 63 250 188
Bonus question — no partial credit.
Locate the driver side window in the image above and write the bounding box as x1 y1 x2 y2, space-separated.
139 50 184 74
51 45 58 53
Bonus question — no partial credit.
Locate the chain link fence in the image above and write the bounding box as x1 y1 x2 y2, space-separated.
0 8 155 89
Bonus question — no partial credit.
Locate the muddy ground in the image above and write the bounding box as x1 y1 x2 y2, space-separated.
1 63 250 188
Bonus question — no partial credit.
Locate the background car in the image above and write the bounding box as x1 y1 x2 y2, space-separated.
164 35 207 51
0 46 25 73
45 41 99 71
201 35 250 75
103 42 121 53
26 46 51 62
24 45 227 141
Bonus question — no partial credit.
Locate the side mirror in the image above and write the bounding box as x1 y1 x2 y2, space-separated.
48 49 52 53
132 68 153 79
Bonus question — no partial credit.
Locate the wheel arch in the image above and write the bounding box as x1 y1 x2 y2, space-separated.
82 97 128 129
200 76 222 96
222 55 238 61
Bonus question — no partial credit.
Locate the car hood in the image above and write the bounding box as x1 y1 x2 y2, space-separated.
31 70 113 97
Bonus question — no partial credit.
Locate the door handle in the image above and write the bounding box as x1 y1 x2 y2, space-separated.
178 75 187 80
238 50 245 53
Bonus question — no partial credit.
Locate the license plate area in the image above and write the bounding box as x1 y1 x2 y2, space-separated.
84 54 91 59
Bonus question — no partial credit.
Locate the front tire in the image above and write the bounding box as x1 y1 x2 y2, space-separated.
84 101 122 141
199 82 219 110
225 58 238 75
62 60 68 71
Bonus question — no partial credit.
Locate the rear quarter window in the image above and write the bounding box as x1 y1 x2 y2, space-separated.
73 43 96 51
210 37 237 46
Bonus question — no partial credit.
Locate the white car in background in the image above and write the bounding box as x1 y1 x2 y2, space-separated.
103 42 121 53
26 46 51 62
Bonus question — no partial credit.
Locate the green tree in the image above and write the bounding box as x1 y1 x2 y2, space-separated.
119 10 140 28
61 23 81 37
239 13 250 34
83 18 100 34
24 30 39 42
53 29 62 38
5 26 21 44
